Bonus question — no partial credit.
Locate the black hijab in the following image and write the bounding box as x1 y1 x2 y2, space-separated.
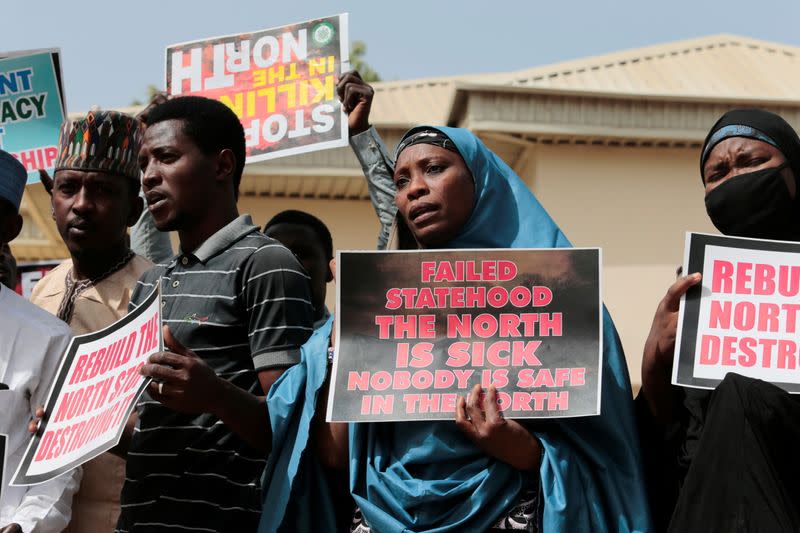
700 108 800 185
701 108 800 240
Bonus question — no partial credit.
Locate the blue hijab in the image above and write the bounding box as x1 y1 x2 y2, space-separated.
350 127 652 532
260 127 652 532
259 317 337 533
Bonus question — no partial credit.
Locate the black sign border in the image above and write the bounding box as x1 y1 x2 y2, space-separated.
0 433 6 502
12 285 161 486
327 248 604 423
675 232 800 391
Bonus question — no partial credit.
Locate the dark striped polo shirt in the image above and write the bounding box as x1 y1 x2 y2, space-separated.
116 215 314 533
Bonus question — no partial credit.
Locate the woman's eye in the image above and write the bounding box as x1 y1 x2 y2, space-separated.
427 165 443 174
394 176 410 189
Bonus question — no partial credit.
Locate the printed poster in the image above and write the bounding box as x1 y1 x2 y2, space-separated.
0 434 6 503
12 286 162 485
674 232 800 392
327 249 603 422
0 49 66 184
166 14 349 162
14 260 61 299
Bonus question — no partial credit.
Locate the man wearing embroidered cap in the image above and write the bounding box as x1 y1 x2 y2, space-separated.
0 150 79 533
29 111 153 533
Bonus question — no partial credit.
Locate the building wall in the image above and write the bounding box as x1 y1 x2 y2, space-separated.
13 142 721 390
527 144 718 387
237 192 381 305
238 143 719 389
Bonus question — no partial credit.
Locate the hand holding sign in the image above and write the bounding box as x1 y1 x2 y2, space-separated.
141 326 224 415
27 406 46 435
642 273 701 423
455 384 542 471
673 233 800 392
337 71 374 136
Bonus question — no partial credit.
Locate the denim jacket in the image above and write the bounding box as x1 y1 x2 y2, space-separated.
349 127 397 250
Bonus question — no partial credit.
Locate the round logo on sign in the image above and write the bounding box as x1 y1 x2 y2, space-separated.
312 21 335 45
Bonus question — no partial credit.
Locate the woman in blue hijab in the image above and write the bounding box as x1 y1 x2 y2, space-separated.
260 125 652 532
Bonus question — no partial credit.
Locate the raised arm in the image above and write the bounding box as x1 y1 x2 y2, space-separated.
338 71 397 250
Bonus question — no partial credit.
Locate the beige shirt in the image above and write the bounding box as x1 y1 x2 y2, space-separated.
30 255 153 533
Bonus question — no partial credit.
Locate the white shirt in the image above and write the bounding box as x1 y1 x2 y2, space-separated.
0 285 82 532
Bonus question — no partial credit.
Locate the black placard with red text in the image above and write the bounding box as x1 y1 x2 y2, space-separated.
327 249 603 422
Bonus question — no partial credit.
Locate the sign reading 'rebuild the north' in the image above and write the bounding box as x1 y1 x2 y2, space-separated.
674 232 800 392
166 14 349 162
12 286 162 486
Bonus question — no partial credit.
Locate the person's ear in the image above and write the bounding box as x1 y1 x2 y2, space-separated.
39 169 54 196
326 257 334 283
0 212 23 245
216 149 236 184
126 189 144 227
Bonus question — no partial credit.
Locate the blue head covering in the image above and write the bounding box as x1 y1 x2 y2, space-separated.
259 317 338 533
260 127 652 533
349 126 652 532
0 150 26 211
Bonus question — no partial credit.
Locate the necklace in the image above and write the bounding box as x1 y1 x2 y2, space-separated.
56 250 136 323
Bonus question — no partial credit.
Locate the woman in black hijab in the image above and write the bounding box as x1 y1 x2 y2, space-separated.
637 108 800 533
701 108 800 240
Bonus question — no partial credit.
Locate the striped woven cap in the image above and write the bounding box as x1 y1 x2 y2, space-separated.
56 110 144 180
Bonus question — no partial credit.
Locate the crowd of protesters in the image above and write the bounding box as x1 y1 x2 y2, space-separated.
1 70 798 533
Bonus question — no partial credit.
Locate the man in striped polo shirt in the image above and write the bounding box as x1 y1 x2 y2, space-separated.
118 96 314 532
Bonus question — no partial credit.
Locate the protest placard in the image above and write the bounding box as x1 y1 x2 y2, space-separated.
166 14 349 162
674 232 800 392
0 433 6 502
327 249 603 422
0 49 66 184
14 260 61 299
12 285 162 486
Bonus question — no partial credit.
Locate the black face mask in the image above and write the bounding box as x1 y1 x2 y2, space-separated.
705 163 800 240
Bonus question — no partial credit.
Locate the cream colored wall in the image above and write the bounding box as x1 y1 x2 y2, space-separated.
236 193 381 309
238 144 720 389
525 144 719 388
